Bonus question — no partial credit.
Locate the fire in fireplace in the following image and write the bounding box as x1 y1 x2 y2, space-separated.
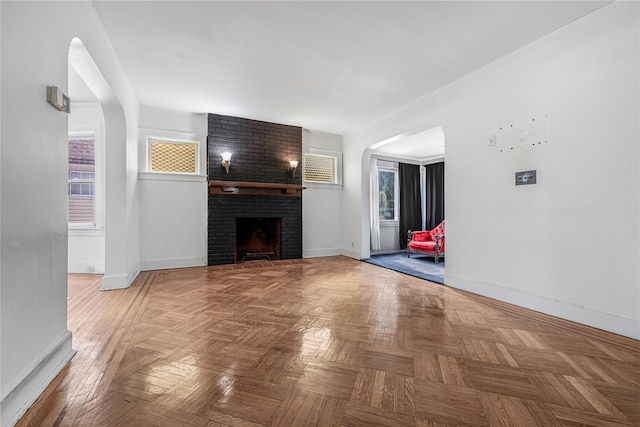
235 217 282 262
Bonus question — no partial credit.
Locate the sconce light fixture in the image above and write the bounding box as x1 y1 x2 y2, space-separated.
288 160 299 177
47 86 70 113
221 152 232 174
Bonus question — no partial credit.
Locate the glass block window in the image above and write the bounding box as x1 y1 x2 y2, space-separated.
303 153 336 183
149 139 198 174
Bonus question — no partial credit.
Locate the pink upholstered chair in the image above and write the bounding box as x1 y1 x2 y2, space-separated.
407 221 445 263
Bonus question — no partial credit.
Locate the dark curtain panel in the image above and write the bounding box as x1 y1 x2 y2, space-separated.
399 163 422 249
425 162 445 230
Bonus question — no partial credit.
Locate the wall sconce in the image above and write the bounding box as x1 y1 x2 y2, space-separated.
46 86 70 113
288 160 299 177
221 152 232 174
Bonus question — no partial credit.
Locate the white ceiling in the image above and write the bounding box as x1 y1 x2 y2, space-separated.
371 126 446 162
88 1 609 156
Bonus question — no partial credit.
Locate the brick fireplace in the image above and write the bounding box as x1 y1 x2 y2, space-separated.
207 114 303 265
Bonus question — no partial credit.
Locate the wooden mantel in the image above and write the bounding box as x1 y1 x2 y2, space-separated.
209 180 305 197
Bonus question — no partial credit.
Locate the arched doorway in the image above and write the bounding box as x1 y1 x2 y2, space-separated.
363 125 446 283
68 47 106 277
68 38 129 290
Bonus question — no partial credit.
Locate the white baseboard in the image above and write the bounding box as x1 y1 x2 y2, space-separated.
303 247 342 258
341 248 361 260
67 262 105 274
127 263 141 286
140 256 206 271
101 263 141 290
446 274 640 340
0 330 74 427
101 273 129 290
371 249 404 256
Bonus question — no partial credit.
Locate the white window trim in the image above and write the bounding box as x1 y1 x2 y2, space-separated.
139 128 206 177
302 147 343 188
138 172 207 183
68 125 103 232
378 166 399 224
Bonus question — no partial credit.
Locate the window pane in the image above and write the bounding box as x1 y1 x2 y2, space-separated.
304 154 335 183
81 183 94 196
378 170 396 220
69 183 81 195
150 140 197 173
68 135 96 225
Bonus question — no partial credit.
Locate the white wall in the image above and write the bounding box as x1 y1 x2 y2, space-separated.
343 3 639 339
68 102 106 273
0 2 139 426
138 106 208 271
302 129 343 258
379 224 401 253
139 118 341 266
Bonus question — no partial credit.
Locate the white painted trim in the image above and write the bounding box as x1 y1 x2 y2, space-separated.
141 256 206 271
67 123 104 230
127 264 141 286
372 153 421 165
138 127 207 176
303 248 342 258
0 331 74 427
371 249 405 256
379 221 399 227
302 182 343 190
138 172 207 182
68 227 104 237
445 274 640 340
68 263 105 274
303 147 343 186
101 273 129 290
341 248 361 260
420 156 445 166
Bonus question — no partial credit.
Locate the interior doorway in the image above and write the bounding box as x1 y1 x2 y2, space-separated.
68 37 129 291
366 125 446 283
67 54 106 277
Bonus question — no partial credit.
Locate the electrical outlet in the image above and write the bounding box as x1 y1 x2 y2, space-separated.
515 170 536 186
87 265 95 272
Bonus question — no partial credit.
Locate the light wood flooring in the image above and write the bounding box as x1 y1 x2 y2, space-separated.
17 256 640 426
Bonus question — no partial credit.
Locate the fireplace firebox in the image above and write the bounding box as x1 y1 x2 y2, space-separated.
235 217 281 262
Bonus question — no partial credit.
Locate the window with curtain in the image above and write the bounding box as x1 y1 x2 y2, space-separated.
399 163 422 249
378 169 398 221
424 161 445 230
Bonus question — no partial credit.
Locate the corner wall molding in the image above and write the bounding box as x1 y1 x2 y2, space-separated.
0 331 74 426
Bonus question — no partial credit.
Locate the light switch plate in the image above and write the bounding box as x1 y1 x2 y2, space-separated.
515 170 536 185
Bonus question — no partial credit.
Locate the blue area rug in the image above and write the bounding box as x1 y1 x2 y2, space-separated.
363 252 445 284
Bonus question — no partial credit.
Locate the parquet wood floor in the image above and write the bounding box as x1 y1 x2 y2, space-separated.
17 257 640 426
